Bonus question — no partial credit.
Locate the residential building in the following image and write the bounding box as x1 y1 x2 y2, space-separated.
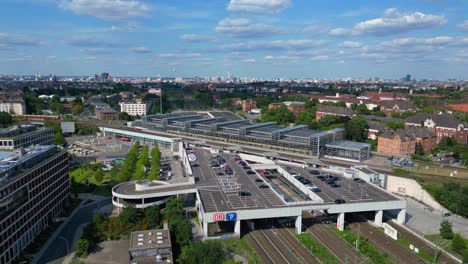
377 127 437 155
95 108 119 120
380 100 418 116
242 100 257 112
316 106 355 121
0 125 54 150
120 99 148 116
283 101 306 115
358 90 408 102
367 121 387 140
0 89 26 115
0 145 70 264
268 101 305 115
129 229 173 264
405 112 468 144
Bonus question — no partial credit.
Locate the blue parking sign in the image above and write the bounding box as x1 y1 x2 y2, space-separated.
225 212 237 221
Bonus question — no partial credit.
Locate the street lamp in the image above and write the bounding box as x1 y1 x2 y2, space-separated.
57 236 69 255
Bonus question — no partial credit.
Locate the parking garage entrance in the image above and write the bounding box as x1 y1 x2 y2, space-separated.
243 217 300 235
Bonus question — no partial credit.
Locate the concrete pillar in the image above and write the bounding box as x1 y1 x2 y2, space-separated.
234 220 241 237
397 209 406 224
375 210 383 227
203 221 209 239
295 215 302 234
337 212 345 231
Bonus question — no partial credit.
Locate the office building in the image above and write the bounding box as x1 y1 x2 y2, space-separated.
0 125 54 150
0 145 70 264
95 108 119 120
120 99 148 116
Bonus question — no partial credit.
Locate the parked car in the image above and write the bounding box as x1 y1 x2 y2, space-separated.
335 199 346 204
354 178 365 183
259 184 270 189
255 179 263 182
247 171 256 174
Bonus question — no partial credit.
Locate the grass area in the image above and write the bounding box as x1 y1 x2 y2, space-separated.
219 237 259 264
426 234 467 258
23 222 63 254
296 233 339 264
416 163 468 178
394 233 435 263
333 227 395 264
393 168 412 175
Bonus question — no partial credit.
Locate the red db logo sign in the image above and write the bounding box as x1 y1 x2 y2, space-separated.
213 213 224 221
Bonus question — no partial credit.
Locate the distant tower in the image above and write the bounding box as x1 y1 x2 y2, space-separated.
405 74 411 82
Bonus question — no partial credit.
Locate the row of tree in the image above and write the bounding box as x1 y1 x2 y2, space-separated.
115 141 161 183
439 220 468 261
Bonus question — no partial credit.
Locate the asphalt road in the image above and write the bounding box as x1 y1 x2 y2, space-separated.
36 198 112 264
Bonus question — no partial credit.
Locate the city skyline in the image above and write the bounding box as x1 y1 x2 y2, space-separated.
1 0 468 79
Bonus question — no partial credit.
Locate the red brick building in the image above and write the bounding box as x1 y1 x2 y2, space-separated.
268 101 305 115
377 127 437 155
380 100 418 116
95 108 119 120
405 112 468 144
316 106 355 121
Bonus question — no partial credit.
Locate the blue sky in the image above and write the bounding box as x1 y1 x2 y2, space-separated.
1 0 467 79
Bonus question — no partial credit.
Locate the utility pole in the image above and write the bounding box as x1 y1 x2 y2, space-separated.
356 224 360 251
160 90 163 114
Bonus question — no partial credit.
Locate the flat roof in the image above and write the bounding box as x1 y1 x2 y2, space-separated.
325 140 371 151
113 148 400 214
251 125 283 133
129 229 171 251
284 128 320 137
209 111 242 121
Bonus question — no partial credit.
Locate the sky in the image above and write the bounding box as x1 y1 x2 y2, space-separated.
1 0 468 79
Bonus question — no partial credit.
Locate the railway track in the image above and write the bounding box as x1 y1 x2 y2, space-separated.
349 221 426 264
246 229 291 264
386 221 459 264
303 213 368 263
268 227 321 264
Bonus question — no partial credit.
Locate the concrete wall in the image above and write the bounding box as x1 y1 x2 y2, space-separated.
239 153 275 165
386 175 446 211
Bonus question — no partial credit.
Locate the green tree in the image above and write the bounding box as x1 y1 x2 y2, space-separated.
295 108 317 127
72 104 84 115
345 116 368 142
144 206 161 228
149 145 161 180
261 105 295 126
134 145 149 180
318 115 345 129
119 112 134 121
415 142 425 155
452 234 467 254
95 169 104 183
118 205 139 225
117 141 141 182
385 121 405 130
0 112 13 127
355 104 371 115
76 239 90 257
178 240 226 264
440 220 454 239
421 107 435 113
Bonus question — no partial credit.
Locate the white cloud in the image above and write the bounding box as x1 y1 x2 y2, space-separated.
59 0 150 20
242 58 256 63
180 34 217 42
131 47 151 53
341 41 362 48
310 55 329 61
264 55 274 60
214 18 288 38
329 8 446 36
302 24 330 34
458 20 468 32
227 0 290 14
222 39 328 51
159 53 202 59
107 23 137 32
65 36 125 48
0 33 44 46
263 55 302 61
